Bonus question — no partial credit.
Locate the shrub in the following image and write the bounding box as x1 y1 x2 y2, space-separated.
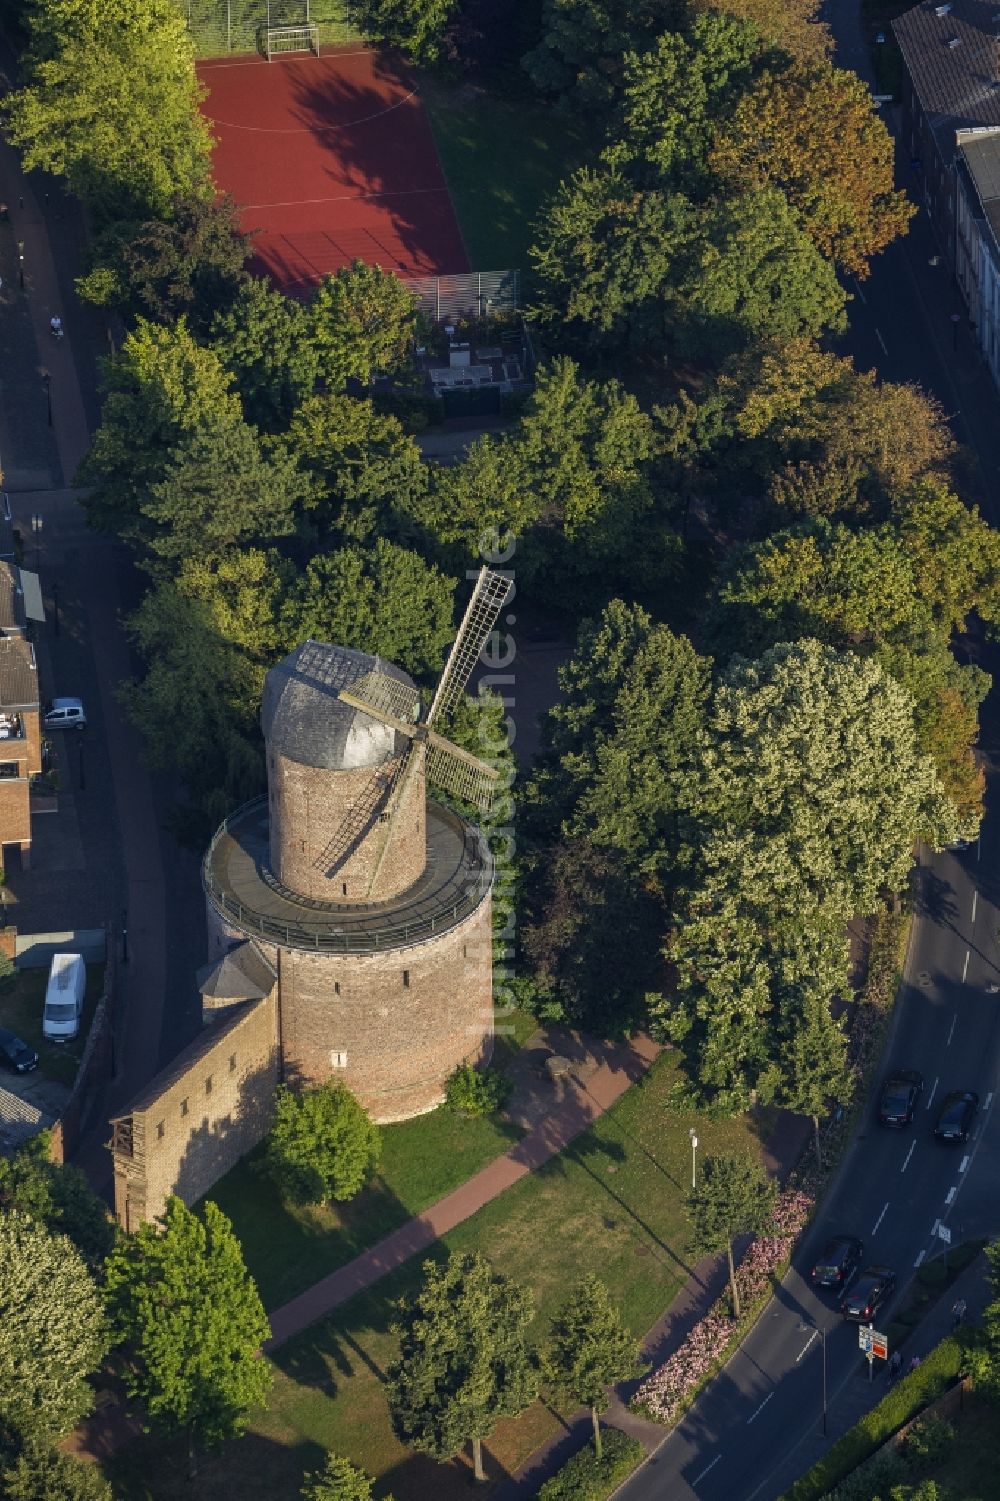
824 1448 905 1500
444 1063 513 1118
902 1414 954 1465
537 1429 644 1500
3 1440 114 1500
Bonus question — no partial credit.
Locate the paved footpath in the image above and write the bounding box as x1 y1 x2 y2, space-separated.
266 1033 661 1346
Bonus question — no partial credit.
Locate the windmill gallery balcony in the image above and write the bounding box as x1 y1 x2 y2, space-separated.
203 795 493 954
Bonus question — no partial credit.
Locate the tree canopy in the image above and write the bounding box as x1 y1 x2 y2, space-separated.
301 1454 394 1501
543 1274 644 1456
686 1152 777 1316
264 1082 381 1205
0 1131 115 1264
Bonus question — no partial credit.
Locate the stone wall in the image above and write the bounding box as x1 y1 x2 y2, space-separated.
111 993 279 1229
268 745 426 903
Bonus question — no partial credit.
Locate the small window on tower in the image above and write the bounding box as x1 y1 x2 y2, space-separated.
342 883 348 896
180 1098 189 1118
334 981 341 995
156 1121 165 1141
403 969 410 988
331 1050 348 1069
229 1053 237 1073
205 1075 213 1097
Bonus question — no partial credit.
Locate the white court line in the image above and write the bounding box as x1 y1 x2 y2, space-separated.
914 1249 926 1267
901 1141 916 1173
693 1455 722 1486
947 1014 957 1045
946 1186 957 1204
872 1201 889 1234
747 1393 774 1425
962 950 970 982
243 185 450 211
851 275 868 304
932 1219 940 1236
796 1330 819 1362
208 87 420 134
926 1077 939 1110
876 328 889 354
960 1155 970 1173
972 890 978 923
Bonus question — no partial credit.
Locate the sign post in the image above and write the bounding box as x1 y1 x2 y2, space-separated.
859 1324 889 1381
937 1221 951 1274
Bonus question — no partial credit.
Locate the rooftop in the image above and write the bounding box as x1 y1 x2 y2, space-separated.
203 797 492 954
0 563 26 635
0 637 37 711
959 129 1000 241
261 641 418 773
894 0 1000 144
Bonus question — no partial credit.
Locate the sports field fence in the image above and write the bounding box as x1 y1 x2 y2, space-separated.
401 270 520 325
184 0 357 57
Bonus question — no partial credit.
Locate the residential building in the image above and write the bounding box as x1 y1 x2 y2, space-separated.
0 635 42 869
955 134 1000 386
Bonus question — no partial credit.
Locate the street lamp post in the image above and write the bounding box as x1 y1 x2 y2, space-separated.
40 371 51 428
30 513 43 570
16 240 24 291
798 1320 828 1437
689 1127 698 1190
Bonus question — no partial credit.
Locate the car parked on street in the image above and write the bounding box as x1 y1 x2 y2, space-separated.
0 1028 38 1073
933 1090 979 1144
878 1069 923 1128
810 1235 864 1290
42 697 86 730
840 1266 896 1321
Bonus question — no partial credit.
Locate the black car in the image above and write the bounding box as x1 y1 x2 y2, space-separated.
810 1235 864 1290
0 1027 38 1074
878 1069 923 1127
840 1266 896 1321
933 1090 979 1143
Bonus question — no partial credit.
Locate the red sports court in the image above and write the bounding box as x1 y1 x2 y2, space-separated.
197 47 469 293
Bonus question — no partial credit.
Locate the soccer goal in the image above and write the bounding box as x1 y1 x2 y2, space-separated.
261 21 320 58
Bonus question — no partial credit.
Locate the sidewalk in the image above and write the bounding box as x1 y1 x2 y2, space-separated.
266 1032 661 1346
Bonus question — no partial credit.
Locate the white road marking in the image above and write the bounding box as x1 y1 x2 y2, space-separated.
972 890 978 923
926 1077 939 1109
851 275 868 304
946 1186 957 1204
947 1013 958 1045
987 1092 994 1110
693 1455 722 1486
932 1219 940 1236
872 1201 889 1234
978 836 982 861
796 1330 819 1362
960 1155 970 1173
962 950 970 983
901 1141 916 1173
914 1249 926 1267
876 328 889 354
747 1393 774 1424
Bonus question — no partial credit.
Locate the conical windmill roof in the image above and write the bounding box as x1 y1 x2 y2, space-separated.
261 641 419 772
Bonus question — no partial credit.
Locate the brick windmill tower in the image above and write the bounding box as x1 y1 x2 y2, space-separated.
200 567 511 1121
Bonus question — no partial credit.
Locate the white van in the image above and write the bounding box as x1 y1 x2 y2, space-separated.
42 953 85 1042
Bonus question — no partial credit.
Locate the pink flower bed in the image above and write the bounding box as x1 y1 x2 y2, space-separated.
632 1188 814 1425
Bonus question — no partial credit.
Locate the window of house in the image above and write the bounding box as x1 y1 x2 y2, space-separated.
180 1098 189 1117
0 762 17 780
229 1053 237 1073
205 1075 213 1097
331 1050 348 1068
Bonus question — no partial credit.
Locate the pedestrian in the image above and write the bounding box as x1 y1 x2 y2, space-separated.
887 1350 903 1383
951 1297 967 1329
908 1354 922 1374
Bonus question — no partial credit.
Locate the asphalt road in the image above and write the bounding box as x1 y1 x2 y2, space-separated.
616 3 1000 1496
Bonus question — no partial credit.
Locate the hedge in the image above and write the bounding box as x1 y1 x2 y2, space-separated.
537 1429 645 1501
782 1335 966 1500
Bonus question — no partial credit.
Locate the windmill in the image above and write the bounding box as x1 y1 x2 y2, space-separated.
319 566 512 895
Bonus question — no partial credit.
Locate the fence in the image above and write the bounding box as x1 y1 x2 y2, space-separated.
184 0 355 57
402 270 520 324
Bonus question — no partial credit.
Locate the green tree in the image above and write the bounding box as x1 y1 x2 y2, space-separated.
416 434 540 560
351 0 456 61
78 193 250 331
686 1153 777 1317
777 991 852 1169
281 539 456 682
523 0 675 110
78 318 245 540
264 1082 381 1205
4 0 212 219
2 1443 114 1501
543 1274 644 1457
104 1197 271 1476
710 61 914 277
386 1251 538 1482
307 262 417 392
0 1213 109 1441
0 1131 115 1264
301 1454 394 1501
970 1238 1000 1397
282 393 428 543
211 279 318 431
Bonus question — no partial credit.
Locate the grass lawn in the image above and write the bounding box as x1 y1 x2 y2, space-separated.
0 964 104 1087
421 78 591 275
109 1053 776 1501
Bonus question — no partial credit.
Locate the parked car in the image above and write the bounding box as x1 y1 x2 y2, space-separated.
878 1069 923 1128
42 697 86 730
810 1235 864 1290
42 952 85 1042
840 1266 896 1321
0 1027 37 1073
933 1090 979 1144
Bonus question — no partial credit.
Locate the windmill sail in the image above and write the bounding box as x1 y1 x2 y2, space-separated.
428 567 512 725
